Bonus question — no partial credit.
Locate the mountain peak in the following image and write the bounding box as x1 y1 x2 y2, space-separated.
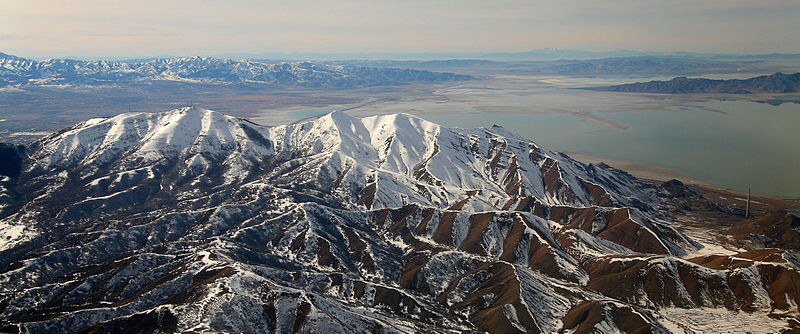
0 52 19 59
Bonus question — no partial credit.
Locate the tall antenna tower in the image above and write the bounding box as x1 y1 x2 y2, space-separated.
745 188 750 218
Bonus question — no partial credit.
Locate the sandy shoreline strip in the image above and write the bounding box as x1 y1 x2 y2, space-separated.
565 151 711 186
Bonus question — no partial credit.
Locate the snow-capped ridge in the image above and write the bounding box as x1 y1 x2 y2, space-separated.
0 53 471 87
24 107 662 213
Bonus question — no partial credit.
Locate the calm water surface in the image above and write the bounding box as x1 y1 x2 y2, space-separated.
420 100 800 198
288 107 339 121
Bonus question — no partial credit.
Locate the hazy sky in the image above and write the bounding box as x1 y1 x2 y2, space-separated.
1 0 799 58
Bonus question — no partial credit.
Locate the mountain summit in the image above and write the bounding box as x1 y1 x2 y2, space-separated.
0 108 797 333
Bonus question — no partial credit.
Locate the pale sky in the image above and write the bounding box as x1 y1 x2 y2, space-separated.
1 0 799 59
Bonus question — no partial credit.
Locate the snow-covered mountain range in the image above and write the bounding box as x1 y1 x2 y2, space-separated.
0 53 469 87
0 108 798 333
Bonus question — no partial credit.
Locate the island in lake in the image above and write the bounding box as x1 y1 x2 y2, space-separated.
593 72 800 94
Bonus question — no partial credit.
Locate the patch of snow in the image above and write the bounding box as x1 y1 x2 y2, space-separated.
0 222 37 252
10 131 51 136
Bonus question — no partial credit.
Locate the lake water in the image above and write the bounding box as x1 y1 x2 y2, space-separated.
420 100 800 198
288 107 339 121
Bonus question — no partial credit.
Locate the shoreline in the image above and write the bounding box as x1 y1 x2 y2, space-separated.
565 151 711 186
567 151 800 210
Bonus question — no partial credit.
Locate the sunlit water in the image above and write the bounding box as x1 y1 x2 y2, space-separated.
288 107 339 121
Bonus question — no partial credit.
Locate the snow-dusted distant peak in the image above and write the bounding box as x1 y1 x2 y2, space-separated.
0 53 471 87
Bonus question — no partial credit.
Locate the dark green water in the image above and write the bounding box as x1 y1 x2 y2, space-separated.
420 100 800 198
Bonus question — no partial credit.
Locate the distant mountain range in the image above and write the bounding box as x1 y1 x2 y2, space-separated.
327 55 793 78
3 50 796 87
213 48 654 61
524 56 764 76
0 52 470 88
211 49 800 61
594 72 800 94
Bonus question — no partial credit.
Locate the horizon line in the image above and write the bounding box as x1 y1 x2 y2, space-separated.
4 48 800 62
